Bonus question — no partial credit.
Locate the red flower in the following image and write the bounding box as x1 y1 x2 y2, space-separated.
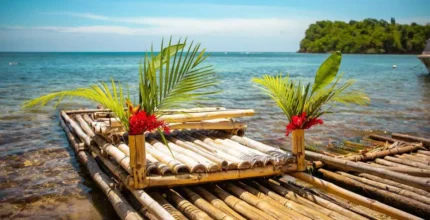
129 111 170 135
285 112 323 136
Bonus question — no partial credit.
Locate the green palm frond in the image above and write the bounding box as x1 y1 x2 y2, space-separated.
253 51 370 123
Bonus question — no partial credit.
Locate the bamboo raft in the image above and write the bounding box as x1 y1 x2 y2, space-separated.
60 108 430 219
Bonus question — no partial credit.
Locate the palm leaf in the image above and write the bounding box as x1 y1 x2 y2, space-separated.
312 51 342 93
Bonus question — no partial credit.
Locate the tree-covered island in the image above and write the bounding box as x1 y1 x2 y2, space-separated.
299 18 430 54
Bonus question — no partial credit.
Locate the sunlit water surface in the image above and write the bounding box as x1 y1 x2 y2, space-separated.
1 52 429 219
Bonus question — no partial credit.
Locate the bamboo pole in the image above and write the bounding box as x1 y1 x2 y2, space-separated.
364 162 430 177
339 144 422 161
158 107 226 113
168 120 246 131
319 169 430 217
147 137 208 173
180 187 236 220
384 156 430 169
159 109 255 123
368 134 402 143
414 153 430 160
149 137 221 172
210 184 276 220
374 158 411 167
289 172 422 220
292 129 306 171
192 133 263 168
144 165 295 188
275 178 369 220
305 151 430 191
392 133 430 147
167 136 229 170
168 189 213 220
218 133 291 165
258 178 348 219
179 135 250 169
116 143 158 175
418 150 430 156
358 173 430 196
59 116 143 220
338 171 430 205
247 180 339 220
397 154 430 165
75 114 95 137
234 181 312 220
192 186 246 220
148 192 188 220
61 111 91 147
129 134 146 188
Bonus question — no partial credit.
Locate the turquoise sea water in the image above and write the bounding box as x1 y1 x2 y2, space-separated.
0 52 429 219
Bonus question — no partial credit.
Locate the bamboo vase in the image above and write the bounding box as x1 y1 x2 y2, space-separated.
129 134 146 188
292 129 306 171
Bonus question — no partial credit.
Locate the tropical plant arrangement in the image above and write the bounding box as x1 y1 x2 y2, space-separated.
252 51 370 171
23 38 219 186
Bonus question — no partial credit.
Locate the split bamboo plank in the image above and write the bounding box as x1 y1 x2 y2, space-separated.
247 180 340 220
289 172 422 220
60 116 143 220
180 187 235 220
276 178 368 220
193 186 245 220
168 189 213 220
392 133 430 147
305 151 430 191
319 169 430 217
148 192 188 220
211 184 276 220
358 173 430 196
337 171 430 205
159 109 255 123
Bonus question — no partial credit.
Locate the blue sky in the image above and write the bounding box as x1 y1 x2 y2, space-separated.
0 0 428 52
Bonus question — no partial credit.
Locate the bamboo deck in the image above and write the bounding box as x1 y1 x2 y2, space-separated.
59 108 430 220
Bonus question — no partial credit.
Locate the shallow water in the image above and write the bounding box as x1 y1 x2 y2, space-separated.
0 52 429 219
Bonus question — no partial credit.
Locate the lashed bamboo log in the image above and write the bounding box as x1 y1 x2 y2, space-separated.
60 116 143 220
168 119 246 131
397 154 430 165
338 171 430 205
415 153 430 160
374 158 411 167
180 187 236 220
211 184 276 220
258 178 347 219
209 135 273 166
218 132 291 165
159 109 255 123
192 186 246 220
167 136 229 170
131 190 176 220
192 133 263 168
61 111 91 147
418 150 430 156
144 165 296 188
358 173 430 196
368 134 401 143
339 144 422 161
319 169 430 217
384 156 430 169
148 192 188 220
168 189 213 220
276 178 368 220
305 151 430 191
150 137 221 172
234 182 311 220
289 172 422 220
147 137 208 173
247 180 338 220
179 134 250 169
392 133 430 147
75 114 95 137
145 144 190 174
364 162 430 177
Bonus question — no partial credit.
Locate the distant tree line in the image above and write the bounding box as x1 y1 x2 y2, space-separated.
299 18 430 54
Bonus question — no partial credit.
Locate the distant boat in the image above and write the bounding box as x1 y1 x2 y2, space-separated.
417 38 430 74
